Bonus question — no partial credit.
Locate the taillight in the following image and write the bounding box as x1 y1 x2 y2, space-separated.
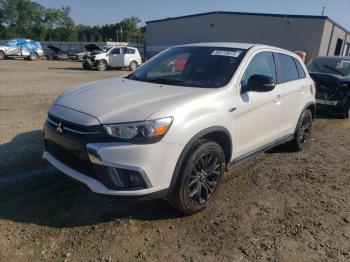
311 81 316 95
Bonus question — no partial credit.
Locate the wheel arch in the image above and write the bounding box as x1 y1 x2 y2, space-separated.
305 102 316 119
168 126 233 192
97 59 108 64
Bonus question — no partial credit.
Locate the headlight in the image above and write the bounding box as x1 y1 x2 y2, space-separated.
104 117 173 144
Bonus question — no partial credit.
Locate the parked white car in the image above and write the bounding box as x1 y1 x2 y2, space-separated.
83 46 142 71
43 43 316 214
77 44 111 62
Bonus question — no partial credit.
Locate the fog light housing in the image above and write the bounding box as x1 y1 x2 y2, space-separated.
107 167 148 189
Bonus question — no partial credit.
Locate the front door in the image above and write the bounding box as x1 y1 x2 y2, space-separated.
109 48 124 67
235 51 283 157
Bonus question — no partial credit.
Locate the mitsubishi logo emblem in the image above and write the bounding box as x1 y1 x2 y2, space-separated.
57 122 63 133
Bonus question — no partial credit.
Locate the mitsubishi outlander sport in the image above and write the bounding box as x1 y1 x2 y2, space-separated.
43 43 316 214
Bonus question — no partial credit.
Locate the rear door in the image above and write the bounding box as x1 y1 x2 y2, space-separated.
235 51 283 156
275 53 310 137
124 48 135 66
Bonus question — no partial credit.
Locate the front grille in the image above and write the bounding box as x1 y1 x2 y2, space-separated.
47 114 103 136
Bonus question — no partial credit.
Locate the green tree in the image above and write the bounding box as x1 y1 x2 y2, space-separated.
119 17 142 42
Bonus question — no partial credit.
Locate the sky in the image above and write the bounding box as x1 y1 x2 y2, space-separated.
35 0 350 30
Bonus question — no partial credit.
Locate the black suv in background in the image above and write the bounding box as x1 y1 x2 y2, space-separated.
308 56 350 118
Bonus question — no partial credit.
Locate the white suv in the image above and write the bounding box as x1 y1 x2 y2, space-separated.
43 43 315 214
83 46 142 71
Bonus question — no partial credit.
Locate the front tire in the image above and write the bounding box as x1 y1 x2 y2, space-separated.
96 60 108 71
288 109 313 152
168 139 226 214
0 51 6 60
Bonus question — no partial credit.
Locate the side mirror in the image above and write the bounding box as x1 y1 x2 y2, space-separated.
245 74 276 92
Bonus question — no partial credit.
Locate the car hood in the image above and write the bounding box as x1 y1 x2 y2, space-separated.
84 44 102 52
47 45 62 53
309 72 350 84
54 77 208 124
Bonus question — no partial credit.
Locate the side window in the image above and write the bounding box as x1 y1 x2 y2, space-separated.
110 48 121 55
293 58 306 79
125 48 136 54
278 53 299 82
241 52 277 87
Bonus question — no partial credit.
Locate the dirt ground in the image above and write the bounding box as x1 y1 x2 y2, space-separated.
0 60 349 262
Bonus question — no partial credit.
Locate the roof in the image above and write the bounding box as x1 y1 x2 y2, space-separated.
313 56 350 60
178 42 296 54
146 11 349 33
180 42 255 49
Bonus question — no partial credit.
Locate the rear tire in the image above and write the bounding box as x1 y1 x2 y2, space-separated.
288 109 313 152
29 53 39 61
0 51 6 60
129 61 138 71
96 60 108 71
168 139 226 214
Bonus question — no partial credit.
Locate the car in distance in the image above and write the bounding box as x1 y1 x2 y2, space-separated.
46 45 69 61
308 56 350 118
82 46 142 71
77 44 109 62
0 38 44 61
43 43 316 214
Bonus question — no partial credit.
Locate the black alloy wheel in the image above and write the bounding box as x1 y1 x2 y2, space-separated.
187 152 222 205
288 109 313 152
168 139 225 214
297 112 312 146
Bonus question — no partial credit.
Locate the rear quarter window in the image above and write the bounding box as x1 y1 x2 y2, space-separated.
277 53 299 83
125 48 136 54
293 58 306 79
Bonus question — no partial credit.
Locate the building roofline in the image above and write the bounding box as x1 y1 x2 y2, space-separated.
146 11 349 34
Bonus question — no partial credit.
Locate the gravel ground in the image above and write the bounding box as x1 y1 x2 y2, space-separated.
0 60 349 262
0 60 124 176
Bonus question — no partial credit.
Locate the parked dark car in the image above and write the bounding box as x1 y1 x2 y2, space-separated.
46 45 69 61
66 49 79 61
308 56 350 118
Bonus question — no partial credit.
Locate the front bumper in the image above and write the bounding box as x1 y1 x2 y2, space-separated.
316 98 348 112
316 99 339 106
43 151 168 197
83 57 96 67
43 119 184 197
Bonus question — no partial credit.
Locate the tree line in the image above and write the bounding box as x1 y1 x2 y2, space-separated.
0 0 145 43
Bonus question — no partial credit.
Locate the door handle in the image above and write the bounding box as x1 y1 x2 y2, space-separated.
300 86 306 94
274 94 282 104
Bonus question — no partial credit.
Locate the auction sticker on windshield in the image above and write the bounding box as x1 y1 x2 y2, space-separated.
211 50 242 57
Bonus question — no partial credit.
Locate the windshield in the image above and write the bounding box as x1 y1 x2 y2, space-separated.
128 46 246 88
308 58 350 77
102 46 112 53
